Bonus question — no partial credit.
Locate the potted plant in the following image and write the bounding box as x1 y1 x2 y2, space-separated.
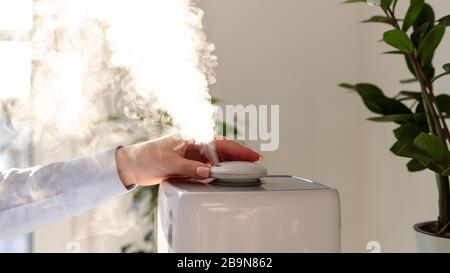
341 0 450 252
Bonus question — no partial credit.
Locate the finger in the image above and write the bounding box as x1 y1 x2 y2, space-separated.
184 144 210 163
214 140 261 162
219 154 256 162
172 157 210 179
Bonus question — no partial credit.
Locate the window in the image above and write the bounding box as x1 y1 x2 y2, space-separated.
0 0 33 253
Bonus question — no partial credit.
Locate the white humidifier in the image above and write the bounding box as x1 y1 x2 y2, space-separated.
157 162 341 252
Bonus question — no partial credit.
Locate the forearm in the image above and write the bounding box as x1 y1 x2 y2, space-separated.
0 147 133 239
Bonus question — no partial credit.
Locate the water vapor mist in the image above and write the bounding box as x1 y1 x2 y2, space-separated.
21 0 218 148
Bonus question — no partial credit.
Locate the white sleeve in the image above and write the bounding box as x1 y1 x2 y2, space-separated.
0 147 135 239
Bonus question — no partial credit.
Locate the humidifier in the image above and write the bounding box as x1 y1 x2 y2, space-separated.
157 161 341 252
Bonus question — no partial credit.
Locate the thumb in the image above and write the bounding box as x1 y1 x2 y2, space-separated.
176 158 210 179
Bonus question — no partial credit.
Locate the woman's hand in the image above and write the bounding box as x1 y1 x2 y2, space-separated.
115 133 262 187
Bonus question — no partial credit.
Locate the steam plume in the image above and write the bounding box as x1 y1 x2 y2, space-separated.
10 0 218 151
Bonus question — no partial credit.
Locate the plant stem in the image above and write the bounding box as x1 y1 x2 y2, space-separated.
426 88 450 146
436 174 450 228
409 55 441 135
384 8 450 147
383 10 439 136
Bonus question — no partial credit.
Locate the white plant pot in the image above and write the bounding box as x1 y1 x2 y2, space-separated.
414 222 450 253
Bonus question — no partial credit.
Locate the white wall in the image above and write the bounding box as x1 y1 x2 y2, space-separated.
199 0 450 252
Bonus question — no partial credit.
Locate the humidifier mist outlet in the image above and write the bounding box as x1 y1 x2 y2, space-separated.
209 161 267 186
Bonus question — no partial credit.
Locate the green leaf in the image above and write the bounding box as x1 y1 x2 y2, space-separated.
355 83 383 97
436 94 450 114
443 63 450 72
383 29 414 54
411 21 430 48
415 101 424 113
404 55 417 77
407 158 427 172
362 16 391 24
418 25 446 66
413 133 445 161
367 114 415 122
394 123 422 140
353 84 412 116
380 100 413 115
383 50 404 55
444 150 450 165
339 83 356 90
413 112 429 132
210 96 218 104
397 90 422 101
411 4 435 48
355 83 412 116
390 139 432 161
403 0 425 31
422 162 443 173
414 4 435 30
400 78 418 84
438 15 450 26
425 161 446 173
342 0 366 3
423 63 436 81
381 0 393 9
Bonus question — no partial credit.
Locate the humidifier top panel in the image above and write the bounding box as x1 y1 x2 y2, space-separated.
168 175 330 193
